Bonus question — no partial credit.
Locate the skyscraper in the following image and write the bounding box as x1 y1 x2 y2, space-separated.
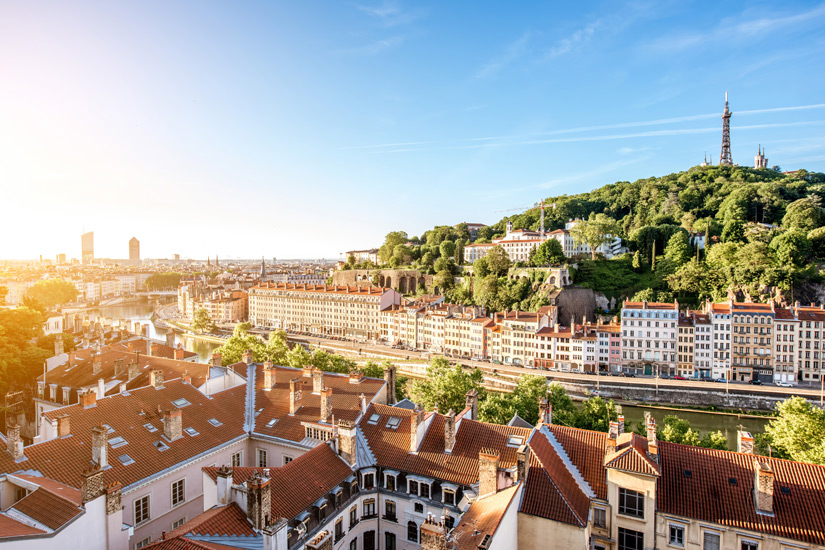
129 237 140 261
81 231 94 264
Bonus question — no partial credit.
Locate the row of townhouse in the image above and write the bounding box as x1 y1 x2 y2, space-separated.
177 280 250 322
2 274 151 305
7 357 825 550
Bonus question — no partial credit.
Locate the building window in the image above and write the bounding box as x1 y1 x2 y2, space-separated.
618 527 644 550
364 530 376 550
349 505 358 528
414 502 424 513
335 518 344 542
349 538 357 550
363 498 376 518
618 488 644 518
703 532 720 550
741 542 758 550
420 483 430 499
172 517 186 529
134 495 150 526
363 473 375 490
283 455 293 465
385 474 396 491
669 525 685 547
135 537 152 549
257 449 267 467
444 515 455 529
385 500 396 520
443 489 455 506
171 479 185 507
408 521 419 542
385 532 397 550
231 451 242 467
593 507 606 528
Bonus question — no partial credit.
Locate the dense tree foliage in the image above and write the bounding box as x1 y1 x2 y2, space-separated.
145 272 183 290
411 356 484 413
27 278 78 307
761 396 825 464
191 308 216 334
0 307 50 396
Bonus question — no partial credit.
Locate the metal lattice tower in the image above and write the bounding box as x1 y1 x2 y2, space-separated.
719 91 733 166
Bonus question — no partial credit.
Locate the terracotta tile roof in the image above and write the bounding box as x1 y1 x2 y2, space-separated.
145 536 237 550
521 429 590 526
0 514 46 538
251 283 391 296
0 380 246 490
252 366 384 443
622 301 677 310
795 306 825 322
11 487 82 530
205 442 353 520
774 308 796 320
166 503 254 538
658 442 825 545
604 433 660 477
360 404 531 487
730 302 773 313
545 425 608 500
11 474 81 505
453 483 521 550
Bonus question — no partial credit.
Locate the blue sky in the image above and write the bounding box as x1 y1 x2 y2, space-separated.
1 0 824 260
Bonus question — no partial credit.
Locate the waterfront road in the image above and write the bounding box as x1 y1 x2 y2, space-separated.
263 330 825 401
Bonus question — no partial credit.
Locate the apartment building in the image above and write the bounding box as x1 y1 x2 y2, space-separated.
708 301 733 380
726 302 776 382
620 301 679 376
794 304 825 382
692 312 713 379
773 308 798 383
677 314 695 378
249 283 401 341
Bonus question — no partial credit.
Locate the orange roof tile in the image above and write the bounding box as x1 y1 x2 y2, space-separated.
11 487 82 530
0 514 46 538
545 425 608 499
453 483 521 550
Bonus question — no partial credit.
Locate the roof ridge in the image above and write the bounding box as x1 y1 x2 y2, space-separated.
529 456 586 527
539 426 595 499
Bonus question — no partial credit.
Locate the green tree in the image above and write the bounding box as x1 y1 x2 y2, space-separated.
486 246 511 277
411 356 484 413
664 231 692 266
631 250 642 271
531 239 565 266
656 415 729 448
192 308 215 334
439 240 456 259
782 197 825 233
285 344 312 369
145 272 183 290
575 396 619 432
379 231 409 264
266 330 290 364
547 382 578 426
569 213 621 260
479 375 549 426
764 396 825 464
213 322 267 365
0 306 50 396
27 278 79 308
473 257 490 278
769 231 811 268
808 226 825 259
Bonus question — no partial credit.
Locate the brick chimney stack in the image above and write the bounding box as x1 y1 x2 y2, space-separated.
312 369 324 393
81 465 105 504
92 423 108 468
478 448 500 497
80 390 97 408
92 353 102 376
320 387 333 422
617 415 625 435
105 482 122 516
246 472 271 531
163 408 183 441
410 408 426 453
57 414 71 438
289 379 302 415
754 460 775 515
6 422 24 461
444 409 456 453
646 413 658 456
420 516 447 550
538 398 552 424
150 369 164 389
738 431 754 454
465 389 478 420
516 444 530 483
384 364 397 405
243 349 254 366
174 346 185 360
217 466 233 505
127 360 140 381
336 420 357 466
263 361 276 390
212 352 222 367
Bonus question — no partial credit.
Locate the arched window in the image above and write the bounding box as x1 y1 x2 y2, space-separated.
408 521 418 542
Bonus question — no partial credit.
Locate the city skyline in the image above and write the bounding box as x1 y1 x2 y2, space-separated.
2 1 825 260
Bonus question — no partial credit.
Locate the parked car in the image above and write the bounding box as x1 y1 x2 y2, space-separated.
749 379 763 385
674 375 687 380
624 372 636 378
715 378 727 383
775 381 793 387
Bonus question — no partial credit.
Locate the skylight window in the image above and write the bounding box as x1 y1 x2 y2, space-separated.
266 419 278 428
506 435 525 448
109 436 127 448
367 414 380 425
102 424 115 434
154 441 170 452
729 477 738 486
184 427 199 436
171 398 191 408
118 454 135 466
144 423 158 433
386 417 401 429
208 418 222 427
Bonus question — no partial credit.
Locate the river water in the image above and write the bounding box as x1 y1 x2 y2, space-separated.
85 299 221 362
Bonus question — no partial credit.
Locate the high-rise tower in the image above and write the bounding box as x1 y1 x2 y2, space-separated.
719 91 733 166
129 237 140 261
260 257 267 280
81 231 94 265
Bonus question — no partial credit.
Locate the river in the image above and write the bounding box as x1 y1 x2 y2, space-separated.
85 299 221 362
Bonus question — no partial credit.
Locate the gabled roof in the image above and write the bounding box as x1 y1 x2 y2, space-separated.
453 483 522 550
507 414 533 430
165 503 254 538
604 433 660 477
1 379 246 490
0 514 45 538
658 442 825 545
10 487 83 530
545 425 608 499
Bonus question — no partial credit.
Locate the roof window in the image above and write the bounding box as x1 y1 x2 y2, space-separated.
154 441 170 452
683 470 692 478
184 427 199 436
367 414 380 425
728 477 738 485
266 419 278 428
109 436 128 448
102 424 115 434
780 486 791 495
208 418 222 427
386 417 401 429
506 435 525 448
144 423 158 433
118 454 135 466
171 398 191 408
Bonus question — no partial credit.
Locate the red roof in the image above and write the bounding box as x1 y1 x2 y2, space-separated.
545 425 608 499
453 483 521 550
11 488 83 530
0 514 46 538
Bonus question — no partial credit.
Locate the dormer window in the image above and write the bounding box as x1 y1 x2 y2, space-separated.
408 480 418 495
363 473 375 490
443 488 455 506
385 471 397 492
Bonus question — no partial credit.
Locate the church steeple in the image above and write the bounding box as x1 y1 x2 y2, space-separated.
260 256 267 280
720 91 733 166
755 144 768 169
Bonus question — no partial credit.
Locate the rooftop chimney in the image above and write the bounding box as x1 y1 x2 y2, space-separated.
163 408 183 441
92 423 108 468
174 347 185 360
263 362 276 390
754 460 775 515
150 369 164 389
81 465 105 504
336 420 357 466
150 343 160 357
349 371 364 384
114 358 125 377
217 466 233 506
420 516 447 550
55 337 64 356
246 473 271 531
478 448 500 497
243 349 254 366
360 393 368 415
57 414 71 438
165 331 175 348
6 422 24 461
384 364 397 405
127 360 139 381
320 387 333 422
80 390 97 408
444 409 456 453
92 354 102 376
312 369 324 393
302 366 313 378
516 444 530 483
289 379 302 415
538 398 552 424
212 352 222 367
410 408 426 453
465 389 478 420
738 431 754 454
646 413 658 456
617 415 625 435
